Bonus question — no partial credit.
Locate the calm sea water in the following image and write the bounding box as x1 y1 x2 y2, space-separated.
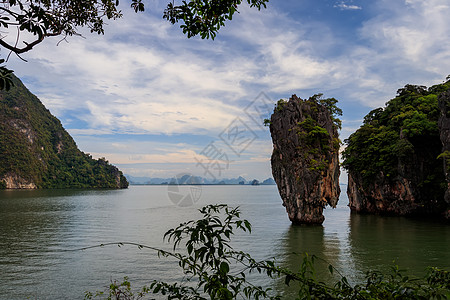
0 185 449 299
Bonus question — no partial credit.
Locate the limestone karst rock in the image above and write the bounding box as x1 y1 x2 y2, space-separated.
343 83 449 217
438 89 450 219
269 95 340 224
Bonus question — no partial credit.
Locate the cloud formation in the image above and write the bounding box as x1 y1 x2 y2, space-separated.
6 0 450 179
334 2 363 10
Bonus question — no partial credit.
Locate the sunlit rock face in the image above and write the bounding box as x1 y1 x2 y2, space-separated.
269 95 340 225
2 174 36 189
438 90 450 220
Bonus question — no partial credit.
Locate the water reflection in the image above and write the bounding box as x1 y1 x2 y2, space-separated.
274 222 344 298
271 206 450 298
0 190 81 299
1 187 449 299
348 212 450 277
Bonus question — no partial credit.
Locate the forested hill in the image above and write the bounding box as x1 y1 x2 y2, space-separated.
0 75 128 189
342 80 450 217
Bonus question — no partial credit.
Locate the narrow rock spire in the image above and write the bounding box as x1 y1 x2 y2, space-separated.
269 95 341 224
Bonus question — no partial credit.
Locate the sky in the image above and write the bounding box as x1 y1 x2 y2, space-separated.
6 0 450 182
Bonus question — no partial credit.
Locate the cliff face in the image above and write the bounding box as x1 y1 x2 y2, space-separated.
269 95 340 224
347 153 441 216
438 90 450 219
0 75 128 189
343 83 449 217
2 174 37 189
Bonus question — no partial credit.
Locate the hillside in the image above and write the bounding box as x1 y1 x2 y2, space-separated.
0 75 128 189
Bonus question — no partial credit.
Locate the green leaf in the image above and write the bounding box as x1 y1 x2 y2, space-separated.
220 261 230 274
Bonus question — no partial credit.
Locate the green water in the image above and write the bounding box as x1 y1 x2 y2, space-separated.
0 185 449 299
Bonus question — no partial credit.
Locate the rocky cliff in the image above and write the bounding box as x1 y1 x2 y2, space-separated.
346 167 440 216
438 89 450 219
0 75 128 189
269 95 341 224
343 83 449 217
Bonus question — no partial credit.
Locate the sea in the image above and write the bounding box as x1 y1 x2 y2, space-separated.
0 185 449 299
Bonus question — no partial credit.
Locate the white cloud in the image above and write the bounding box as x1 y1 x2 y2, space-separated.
10 2 353 135
11 24 253 135
90 149 199 164
334 2 363 10
7 0 450 179
359 0 450 77
67 128 114 136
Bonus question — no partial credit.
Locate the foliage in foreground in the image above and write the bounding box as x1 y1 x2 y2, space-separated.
85 205 450 299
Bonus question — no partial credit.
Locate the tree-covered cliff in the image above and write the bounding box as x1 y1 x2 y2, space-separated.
0 75 128 189
342 80 450 216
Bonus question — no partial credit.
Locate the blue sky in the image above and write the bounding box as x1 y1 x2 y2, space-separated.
7 0 450 182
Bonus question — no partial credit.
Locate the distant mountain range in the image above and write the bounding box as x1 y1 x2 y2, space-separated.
125 174 276 186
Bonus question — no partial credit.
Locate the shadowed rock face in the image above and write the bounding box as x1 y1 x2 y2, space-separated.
269 95 340 224
346 127 446 217
347 173 423 215
438 90 450 219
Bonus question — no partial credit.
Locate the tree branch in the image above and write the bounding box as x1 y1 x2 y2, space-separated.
0 34 44 53
0 29 61 54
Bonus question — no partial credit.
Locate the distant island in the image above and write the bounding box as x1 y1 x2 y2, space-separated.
125 174 276 186
0 75 128 189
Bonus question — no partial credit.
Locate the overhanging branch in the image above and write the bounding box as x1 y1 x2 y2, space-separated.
0 34 44 53
0 30 61 54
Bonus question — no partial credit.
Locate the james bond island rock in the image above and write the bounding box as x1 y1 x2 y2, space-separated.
438 89 450 219
269 94 341 224
0 75 128 189
343 81 450 217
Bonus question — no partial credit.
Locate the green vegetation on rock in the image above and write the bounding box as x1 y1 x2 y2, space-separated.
342 80 450 198
269 94 341 224
0 75 128 189
295 94 342 171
